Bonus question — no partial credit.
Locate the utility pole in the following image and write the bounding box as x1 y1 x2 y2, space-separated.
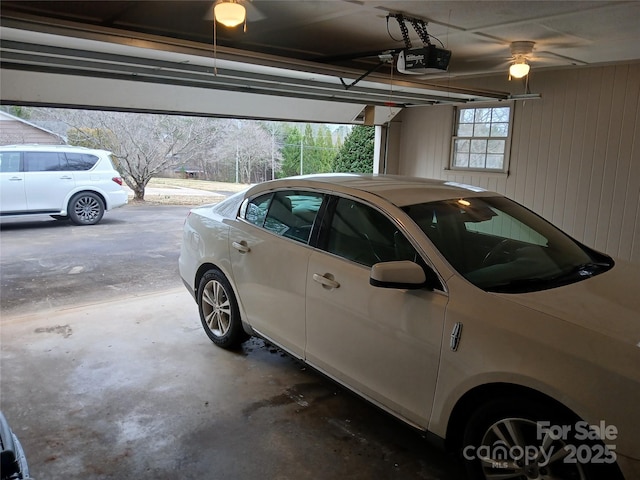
300 138 304 175
235 141 239 183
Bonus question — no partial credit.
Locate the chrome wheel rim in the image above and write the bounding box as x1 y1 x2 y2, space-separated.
74 196 101 222
478 418 587 480
201 279 232 337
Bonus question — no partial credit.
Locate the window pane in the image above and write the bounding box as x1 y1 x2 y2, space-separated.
66 153 99 171
24 152 65 171
471 139 487 153
454 154 469 167
490 123 509 137
264 191 323 243
454 139 470 153
474 123 490 137
486 155 504 169
326 198 416 266
492 107 510 123
474 108 491 123
245 193 271 227
488 140 505 154
0 152 21 172
457 124 473 136
460 109 475 123
470 154 485 168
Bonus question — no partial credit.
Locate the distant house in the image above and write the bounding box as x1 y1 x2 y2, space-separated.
0 111 66 145
174 164 204 178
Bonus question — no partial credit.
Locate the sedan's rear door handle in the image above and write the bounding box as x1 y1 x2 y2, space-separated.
313 273 340 289
232 240 250 253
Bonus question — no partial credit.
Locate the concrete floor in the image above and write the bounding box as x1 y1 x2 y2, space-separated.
1 288 467 479
0 205 468 479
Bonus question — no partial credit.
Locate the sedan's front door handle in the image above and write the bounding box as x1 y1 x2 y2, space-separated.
313 273 340 289
232 240 250 253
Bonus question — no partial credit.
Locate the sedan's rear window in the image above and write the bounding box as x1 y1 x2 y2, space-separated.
244 191 324 245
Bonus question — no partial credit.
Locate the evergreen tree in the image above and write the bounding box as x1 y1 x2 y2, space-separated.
333 125 375 173
316 124 337 173
301 124 319 174
279 125 303 177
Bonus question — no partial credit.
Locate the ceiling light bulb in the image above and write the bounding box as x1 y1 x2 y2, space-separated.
509 61 530 79
214 1 246 27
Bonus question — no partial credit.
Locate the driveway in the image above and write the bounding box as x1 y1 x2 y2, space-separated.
0 203 190 316
0 203 466 480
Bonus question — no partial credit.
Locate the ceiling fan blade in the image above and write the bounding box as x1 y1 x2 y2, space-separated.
243 0 266 22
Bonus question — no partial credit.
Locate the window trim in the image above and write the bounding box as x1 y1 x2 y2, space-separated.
449 103 514 174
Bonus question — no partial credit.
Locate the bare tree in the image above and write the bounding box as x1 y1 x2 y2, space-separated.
33 109 219 200
217 120 280 184
25 108 285 192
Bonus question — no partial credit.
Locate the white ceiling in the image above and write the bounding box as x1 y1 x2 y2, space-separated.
1 1 639 123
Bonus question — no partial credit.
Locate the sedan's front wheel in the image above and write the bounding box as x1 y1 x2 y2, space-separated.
197 269 247 349
463 398 623 480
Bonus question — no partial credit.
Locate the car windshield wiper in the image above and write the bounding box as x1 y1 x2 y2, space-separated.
484 277 553 293
551 261 612 282
484 261 613 293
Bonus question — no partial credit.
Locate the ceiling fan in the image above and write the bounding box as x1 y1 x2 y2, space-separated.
508 41 535 78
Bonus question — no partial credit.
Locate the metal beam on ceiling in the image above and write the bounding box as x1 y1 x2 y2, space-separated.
0 18 511 124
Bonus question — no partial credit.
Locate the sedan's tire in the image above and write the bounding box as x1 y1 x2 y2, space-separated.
462 398 623 480
197 269 247 349
68 192 105 225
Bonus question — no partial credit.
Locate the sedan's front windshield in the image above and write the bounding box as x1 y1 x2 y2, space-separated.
403 196 613 293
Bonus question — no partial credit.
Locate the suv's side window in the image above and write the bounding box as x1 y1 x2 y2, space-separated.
324 197 418 267
0 152 21 172
65 153 99 171
24 152 67 172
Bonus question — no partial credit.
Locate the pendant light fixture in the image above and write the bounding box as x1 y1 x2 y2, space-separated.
509 59 530 78
214 0 246 28
508 41 535 79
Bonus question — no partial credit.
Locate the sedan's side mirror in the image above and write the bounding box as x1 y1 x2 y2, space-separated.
370 261 429 290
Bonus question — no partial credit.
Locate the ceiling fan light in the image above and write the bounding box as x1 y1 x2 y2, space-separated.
509 61 530 78
214 1 246 27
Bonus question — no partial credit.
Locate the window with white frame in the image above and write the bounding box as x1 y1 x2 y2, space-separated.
451 105 512 172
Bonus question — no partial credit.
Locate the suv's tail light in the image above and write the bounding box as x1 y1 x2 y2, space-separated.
112 177 123 186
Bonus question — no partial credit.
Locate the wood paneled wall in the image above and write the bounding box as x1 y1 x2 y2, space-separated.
392 63 640 264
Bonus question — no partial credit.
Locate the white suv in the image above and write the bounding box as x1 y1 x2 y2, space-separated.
0 144 128 225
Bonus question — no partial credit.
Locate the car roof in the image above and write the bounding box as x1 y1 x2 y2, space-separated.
0 144 111 155
247 174 498 207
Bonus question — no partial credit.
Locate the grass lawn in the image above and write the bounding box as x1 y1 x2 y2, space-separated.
147 177 249 193
127 177 250 206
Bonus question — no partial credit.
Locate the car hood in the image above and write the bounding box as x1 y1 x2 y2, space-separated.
495 260 640 346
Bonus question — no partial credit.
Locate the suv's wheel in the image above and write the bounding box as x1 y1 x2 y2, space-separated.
197 269 248 349
68 192 105 225
463 398 623 480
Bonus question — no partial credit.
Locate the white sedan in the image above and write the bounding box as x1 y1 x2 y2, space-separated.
179 174 639 480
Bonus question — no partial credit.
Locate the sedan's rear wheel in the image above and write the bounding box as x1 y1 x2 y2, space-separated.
69 192 104 225
197 269 247 349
